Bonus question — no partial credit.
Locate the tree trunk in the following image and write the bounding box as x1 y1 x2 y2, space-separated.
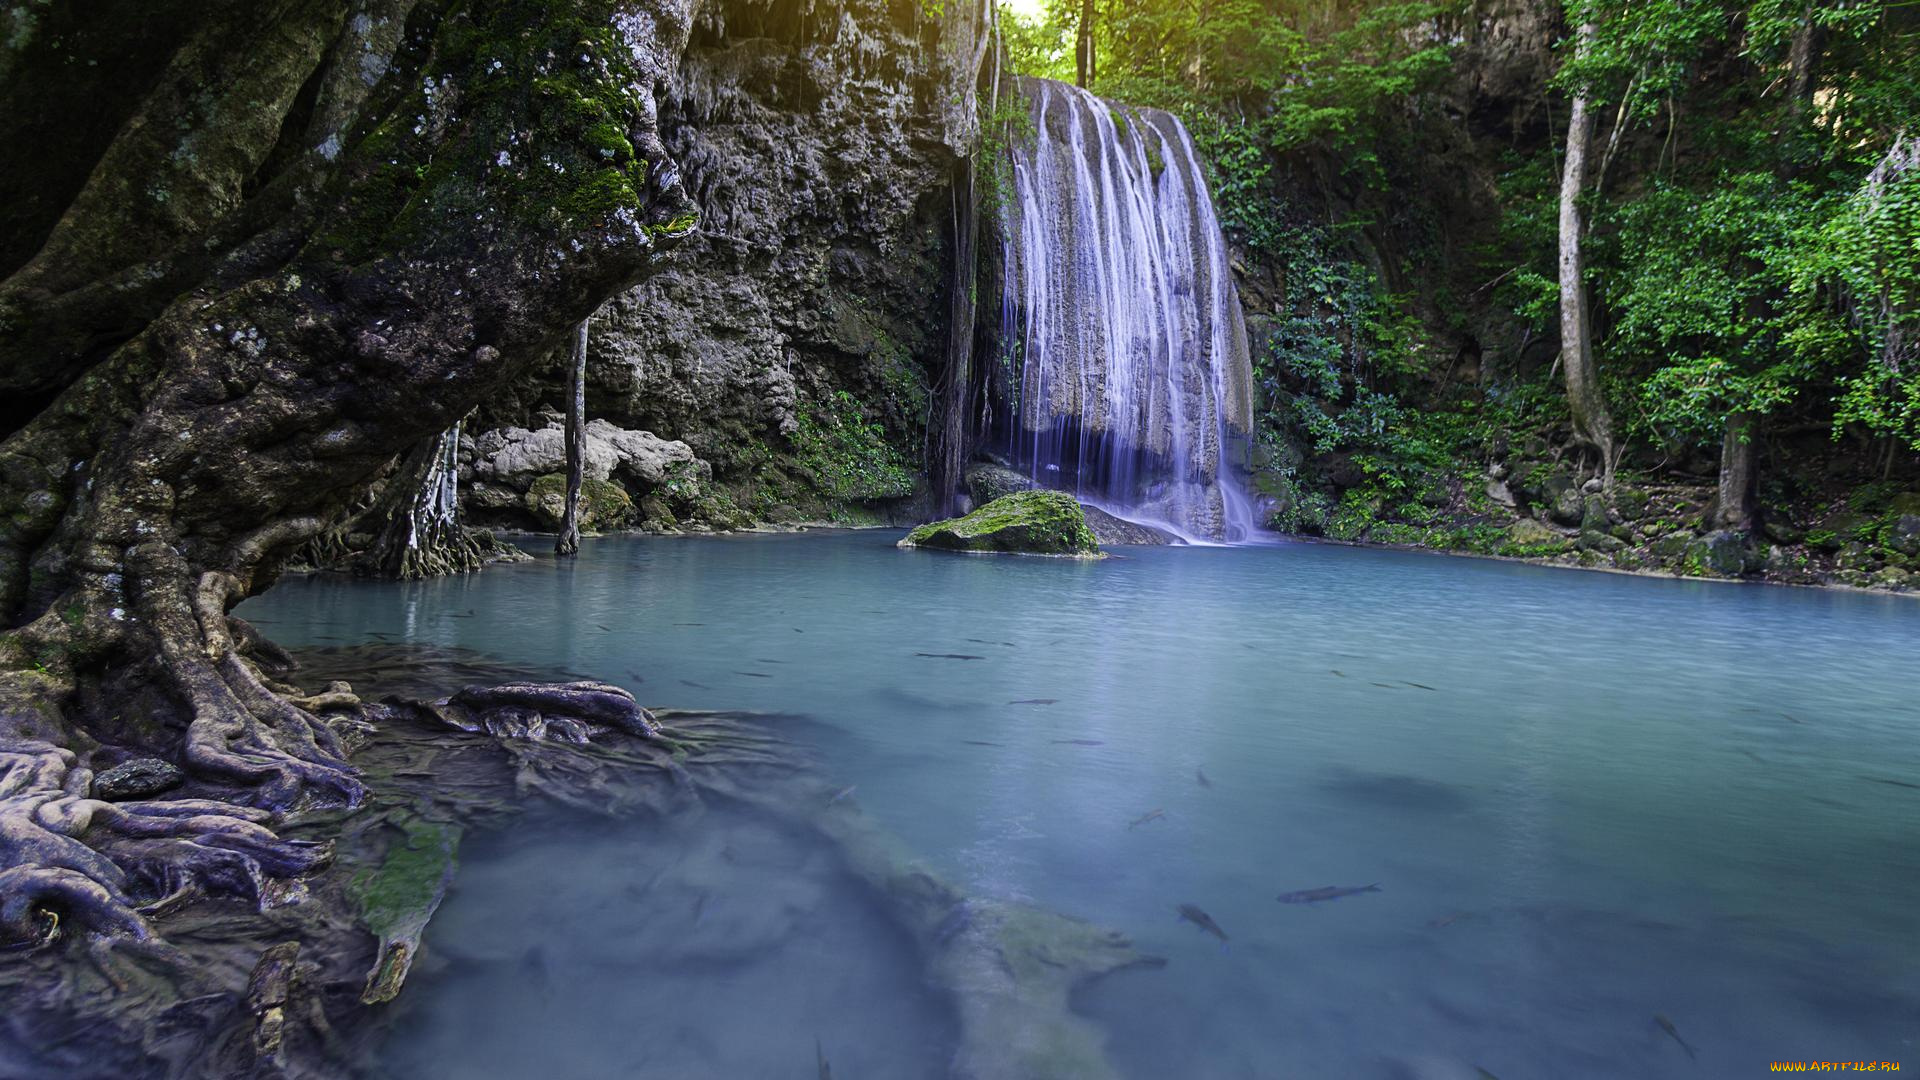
0 0 697 947
1713 411 1761 533
557 319 590 557
1557 20 1616 479
1075 0 1096 89
367 422 488 579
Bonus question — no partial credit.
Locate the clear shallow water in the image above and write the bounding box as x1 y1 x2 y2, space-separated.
239 532 1920 1079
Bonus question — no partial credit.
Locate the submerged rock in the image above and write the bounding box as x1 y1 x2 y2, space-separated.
899 491 1102 557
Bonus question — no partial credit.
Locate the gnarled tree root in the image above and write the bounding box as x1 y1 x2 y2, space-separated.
0 661 348 954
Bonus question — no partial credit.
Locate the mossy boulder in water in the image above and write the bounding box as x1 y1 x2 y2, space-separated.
899 491 1102 557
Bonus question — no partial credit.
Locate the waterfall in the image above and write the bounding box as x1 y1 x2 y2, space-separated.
997 77 1257 543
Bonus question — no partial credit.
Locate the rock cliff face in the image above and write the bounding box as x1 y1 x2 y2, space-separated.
468 0 982 527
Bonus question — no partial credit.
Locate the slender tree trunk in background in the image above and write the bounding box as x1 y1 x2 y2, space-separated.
1714 411 1761 533
557 318 589 557
1075 0 1095 89
1707 3 1818 533
1557 20 1616 480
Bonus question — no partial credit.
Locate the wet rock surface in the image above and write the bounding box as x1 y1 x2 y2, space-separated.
90 758 184 801
1080 504 1179 546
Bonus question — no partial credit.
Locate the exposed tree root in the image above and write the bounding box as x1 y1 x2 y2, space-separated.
0 674 339 950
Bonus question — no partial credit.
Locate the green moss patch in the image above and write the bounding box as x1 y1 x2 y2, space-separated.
900 490 1102 557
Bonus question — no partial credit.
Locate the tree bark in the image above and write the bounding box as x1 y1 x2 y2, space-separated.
0 0 698 947
557 319 590 557
1557 20 1616 479
1076 0 1096 89
1713 411 1761 533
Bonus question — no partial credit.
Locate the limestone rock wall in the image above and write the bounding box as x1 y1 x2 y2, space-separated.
468 0 977 527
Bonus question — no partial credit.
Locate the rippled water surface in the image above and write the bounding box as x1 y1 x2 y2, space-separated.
237 531 1920 1079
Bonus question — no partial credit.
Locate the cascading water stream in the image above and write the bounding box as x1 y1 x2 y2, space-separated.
997 77 1259 543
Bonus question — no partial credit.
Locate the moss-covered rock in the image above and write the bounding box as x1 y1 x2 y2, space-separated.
1502 516 1571 555
1684 530 1755 577
524 473 633 531
899 490 1102 557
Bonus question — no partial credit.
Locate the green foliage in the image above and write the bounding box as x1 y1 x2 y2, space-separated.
1804 141 1920 449
791 390 919 502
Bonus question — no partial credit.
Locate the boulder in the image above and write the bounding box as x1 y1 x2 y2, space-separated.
899 491 1102 557
1506 517 1569 551
1609 486 1650 521
1548 485 1585 526
524 474 634 531
92 758 184 801
472 419 700 491
1578 528 1625 553
1080 504 1177 545
1684 530 1755 577
963 462 1036 505
1871 566 1912 590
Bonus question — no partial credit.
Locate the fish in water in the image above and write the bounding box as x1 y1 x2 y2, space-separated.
733 671 773 679
827 785 857 806
1427 911 1470 929
1741 749 1766 765
1860 775 1920 791
967 638 1016 647
917 652 985 660
1476 1069 1502 1080
1371 682 1396 688
962 740 1004 747
1053 739 1103 746
1176 904 1229 942
691 891 710 926
679 679 711 690
519 945 551 988
1404 681 1438 691
1277 883 1382 904
793 627 805 633
816 1037 833 1080
1009 698 1059 705
627 671 647 684
1654 1014 1697 1059
1330 669 1346 677
754 658 788 664
594 623 612 631
1196 767 1213 788
673 622 705 627
1129 808 1166 829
